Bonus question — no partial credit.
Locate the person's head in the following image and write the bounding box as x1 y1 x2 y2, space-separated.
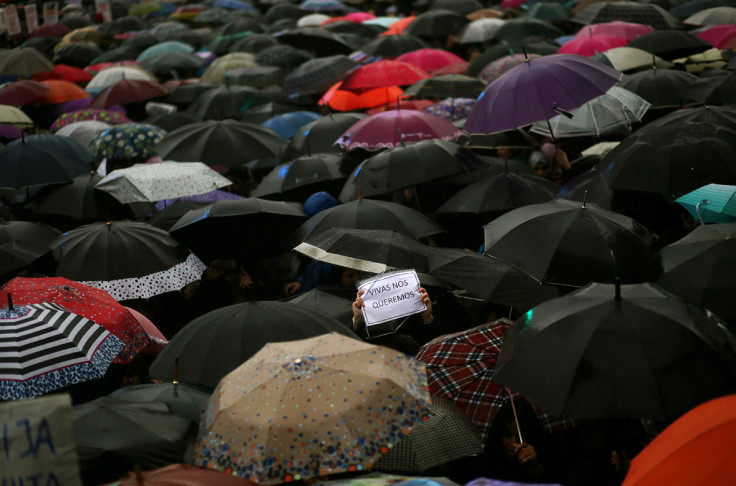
487 399 545 456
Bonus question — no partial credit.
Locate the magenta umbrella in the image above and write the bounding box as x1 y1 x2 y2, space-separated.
697 24 736 48
396 48 466 72
335 109 463 151
573 21 653 42
465 54 622 136
558 35 627 57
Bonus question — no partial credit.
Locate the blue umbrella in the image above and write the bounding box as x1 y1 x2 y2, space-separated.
261 111 322 140
213 0 255 10
137 41 195 62
676 184 736 224
299 0 346 11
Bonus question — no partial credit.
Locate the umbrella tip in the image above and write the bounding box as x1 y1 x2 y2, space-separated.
582 190 587 208
522 46 529 62
134 465 143 485
358 185 363 200
173 357 179 385
615 278 621 301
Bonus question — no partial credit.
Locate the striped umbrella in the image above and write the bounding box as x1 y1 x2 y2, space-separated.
0 302 125 400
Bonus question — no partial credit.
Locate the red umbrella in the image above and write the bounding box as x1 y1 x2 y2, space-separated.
124 306 168 355
573 20 653 41
381 16 415 35
431 61 470 76
30 22 70 38
0 277 151 364
0 80 49 107
36 80 91 104
341 60 430 90
558 34 627 56
319 81 405 111
88 79 168 108
84 60 141 76
335 109 463 150
698 24 736 48
396 48 466 72
32 64 94 84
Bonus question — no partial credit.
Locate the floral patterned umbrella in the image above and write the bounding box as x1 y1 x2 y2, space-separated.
194 332 432 484
50 109 130 132
154 189 243 211
479 53 541 83
88 123 167 161
424 97 477 122
0 277 151 364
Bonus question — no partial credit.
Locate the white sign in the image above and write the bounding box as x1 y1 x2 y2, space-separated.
43 2 58 25
24 5 39 34
5 5 21 36
358 269 426 327
95 0 112 22
0 9 7 36
0 394 83 486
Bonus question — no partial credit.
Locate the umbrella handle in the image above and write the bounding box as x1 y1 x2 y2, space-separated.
506 386 524 443
695 199 710 225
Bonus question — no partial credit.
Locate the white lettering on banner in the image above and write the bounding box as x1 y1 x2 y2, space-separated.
358 269 426 327
0 395 82 486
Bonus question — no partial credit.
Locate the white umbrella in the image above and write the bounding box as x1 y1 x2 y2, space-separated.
55 120 112 148
456 17 505 44
594 46 673 72
95 161 232 204
297 13 330 27
86 66 157 93
530 86 651 139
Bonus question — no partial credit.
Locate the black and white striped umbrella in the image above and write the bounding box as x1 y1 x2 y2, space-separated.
0 302 125 400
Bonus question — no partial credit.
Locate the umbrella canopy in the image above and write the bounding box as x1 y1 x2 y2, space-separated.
0 47 54 78
492 282 736 421
281 55 359 96
104 464 257 486
359 35 428 57
456 18 505 44
558 34 627 56
155 119 287 167
396 48 466 72
404 9 469 37
318 82 405 112
0 104 34 128
684 5 736 25
55 120 113 148
465 54 622 135
404 74 486 99
422 98 474 121
622 394 736 486
36 80 91 104
261 111 322 140
617 69 699 109
572 2 683 29
86 66 157 92
681 70 736 106
109 382 211 423
574 20 653 41
591 47 674 72
0 220 61 275
274 27 353 56
88 79 168 109
484 199 657 287
169 198 307 262
193 333 432 483
149 302 358 389
650 222 736 322
95 161 232 204
600 121 736 201
675 184 736 224
335 109 463 151
50 220 206 301
341 60 430 90
0 277 150 364
530 86 650 138
0 302 125 401
339 139 482 201
0 80 49 107
291 197 444 244
491 18 564 42
200 52 258 83
627 29 711 61
138 41 195 62
284 287 354 324
88 123 166 162
284 112 367 160
50 109 130 132
252 153 346 201
697 23 736 48
30 171 123 224
185 85 264 120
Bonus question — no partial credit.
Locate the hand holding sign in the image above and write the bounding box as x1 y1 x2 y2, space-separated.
353 270 433 329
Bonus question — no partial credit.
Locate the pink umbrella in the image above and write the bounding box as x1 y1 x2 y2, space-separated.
558 34 628 57
346 11 376 22
432 61 470 76
574 21 653 42
501 0 526 8
698 24 736 48
396 48 466 72
124 306 168 354
335 109 463 151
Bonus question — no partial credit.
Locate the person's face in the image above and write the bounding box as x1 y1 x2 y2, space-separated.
500 421 520 457
533 162 549 178
497 148 514 159
340 268 360 286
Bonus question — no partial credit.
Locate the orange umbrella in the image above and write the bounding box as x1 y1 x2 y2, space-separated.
36 80 91 104
623 394 736 486
381 16 415 35
319 81 404 111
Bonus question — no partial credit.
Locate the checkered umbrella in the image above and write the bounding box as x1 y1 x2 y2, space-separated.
415 318 577 446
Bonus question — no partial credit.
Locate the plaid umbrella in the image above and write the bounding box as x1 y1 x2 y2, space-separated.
193 332 432 484
572 2 683 29
0 277 151 364
88 123 167 161
50 109 131 132
415 318 577 446
0 302 125 400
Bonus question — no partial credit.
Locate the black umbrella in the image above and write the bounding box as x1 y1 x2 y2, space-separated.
252 153 347 202
148 300 358 389
639 104 736 130
432 0 483 14
109 382 212 423
52 42 104 68
254 44 314 71
323 20 384 37
491 18 564 42
186 85 267 120
556 167 614 209
599 121 736 201
29 171 125 223
163 30 214 49
91 46 141 64
169 198 307 262
138 51 204 77
627 29 710 61
571 2 683 29
359 35 428 58
61 14 93 29
291 197 444 245
403 74 487 99
228 33 280 53
240 101 303 125
165 82 219 105
0 220 60 275
492 281 736 421
265 2 303 22
283 112 367 160
144 111 203 132
147 200 210 231
155 119 287 167
50 220 192 281
339 140 485 202
21 37 60 60
405 9 470 37
427 247 566 311
224 66 285 88
99 16 150 36
0 47 54 78
465 38 560 78
648 222 736 322
275 28 354 56
617 68 699 108
284 287 354 325
281 55 359 96
122 32 160 50
681 70 736 105
484 199 657 287
212 17 264 37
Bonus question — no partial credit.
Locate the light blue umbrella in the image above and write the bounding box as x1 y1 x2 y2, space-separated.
261 111 322 140
299 0 346 11
137 41 195 62
676 184 736 224
363 16 401 28
214 0 256 10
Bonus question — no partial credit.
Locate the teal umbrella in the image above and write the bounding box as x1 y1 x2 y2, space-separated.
676 184 736 224
137 41 194 61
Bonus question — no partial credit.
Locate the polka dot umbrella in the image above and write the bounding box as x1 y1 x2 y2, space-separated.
88 122 166 162
193 332 432 484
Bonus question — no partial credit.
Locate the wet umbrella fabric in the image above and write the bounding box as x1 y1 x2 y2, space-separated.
0 104 34 128
465 54 622 135
617 69 699 109
30 172 122 223
252 153 346 201
675 184 736 224
571 2 683 29
88 123 166 161
281 55 359 96
193 333 432 484
341 60 430 90
0 137 93 190
284 113 366 160
185 85 264 120
0 47 54 77
261 111 322 140
404 9 469 37
403 74 486 99
0 80 49 106
0 220 61 275
484 199 657 287
109 382 211 423
284 287 354 325
492 282 736 421
359 35 428 58
56 120 113 148
0 302 125 400
88 79 168 109
149 301 358 390
50 109 131 132
95 161 232 204
627 29 711 60
590 47 674 72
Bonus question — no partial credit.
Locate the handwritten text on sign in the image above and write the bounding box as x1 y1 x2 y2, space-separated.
1 394 82 486
359 270 426 327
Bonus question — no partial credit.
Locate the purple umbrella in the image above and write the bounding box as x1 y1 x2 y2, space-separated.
53 97 127 117
0 125 26 140
154 189 244 210
465 54 622 135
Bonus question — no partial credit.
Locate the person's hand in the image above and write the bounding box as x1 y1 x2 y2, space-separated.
514 443 537 465
285 282 301 295
352 290 365 332
204 259 225 281
418 287 434 324
554 148 571 170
